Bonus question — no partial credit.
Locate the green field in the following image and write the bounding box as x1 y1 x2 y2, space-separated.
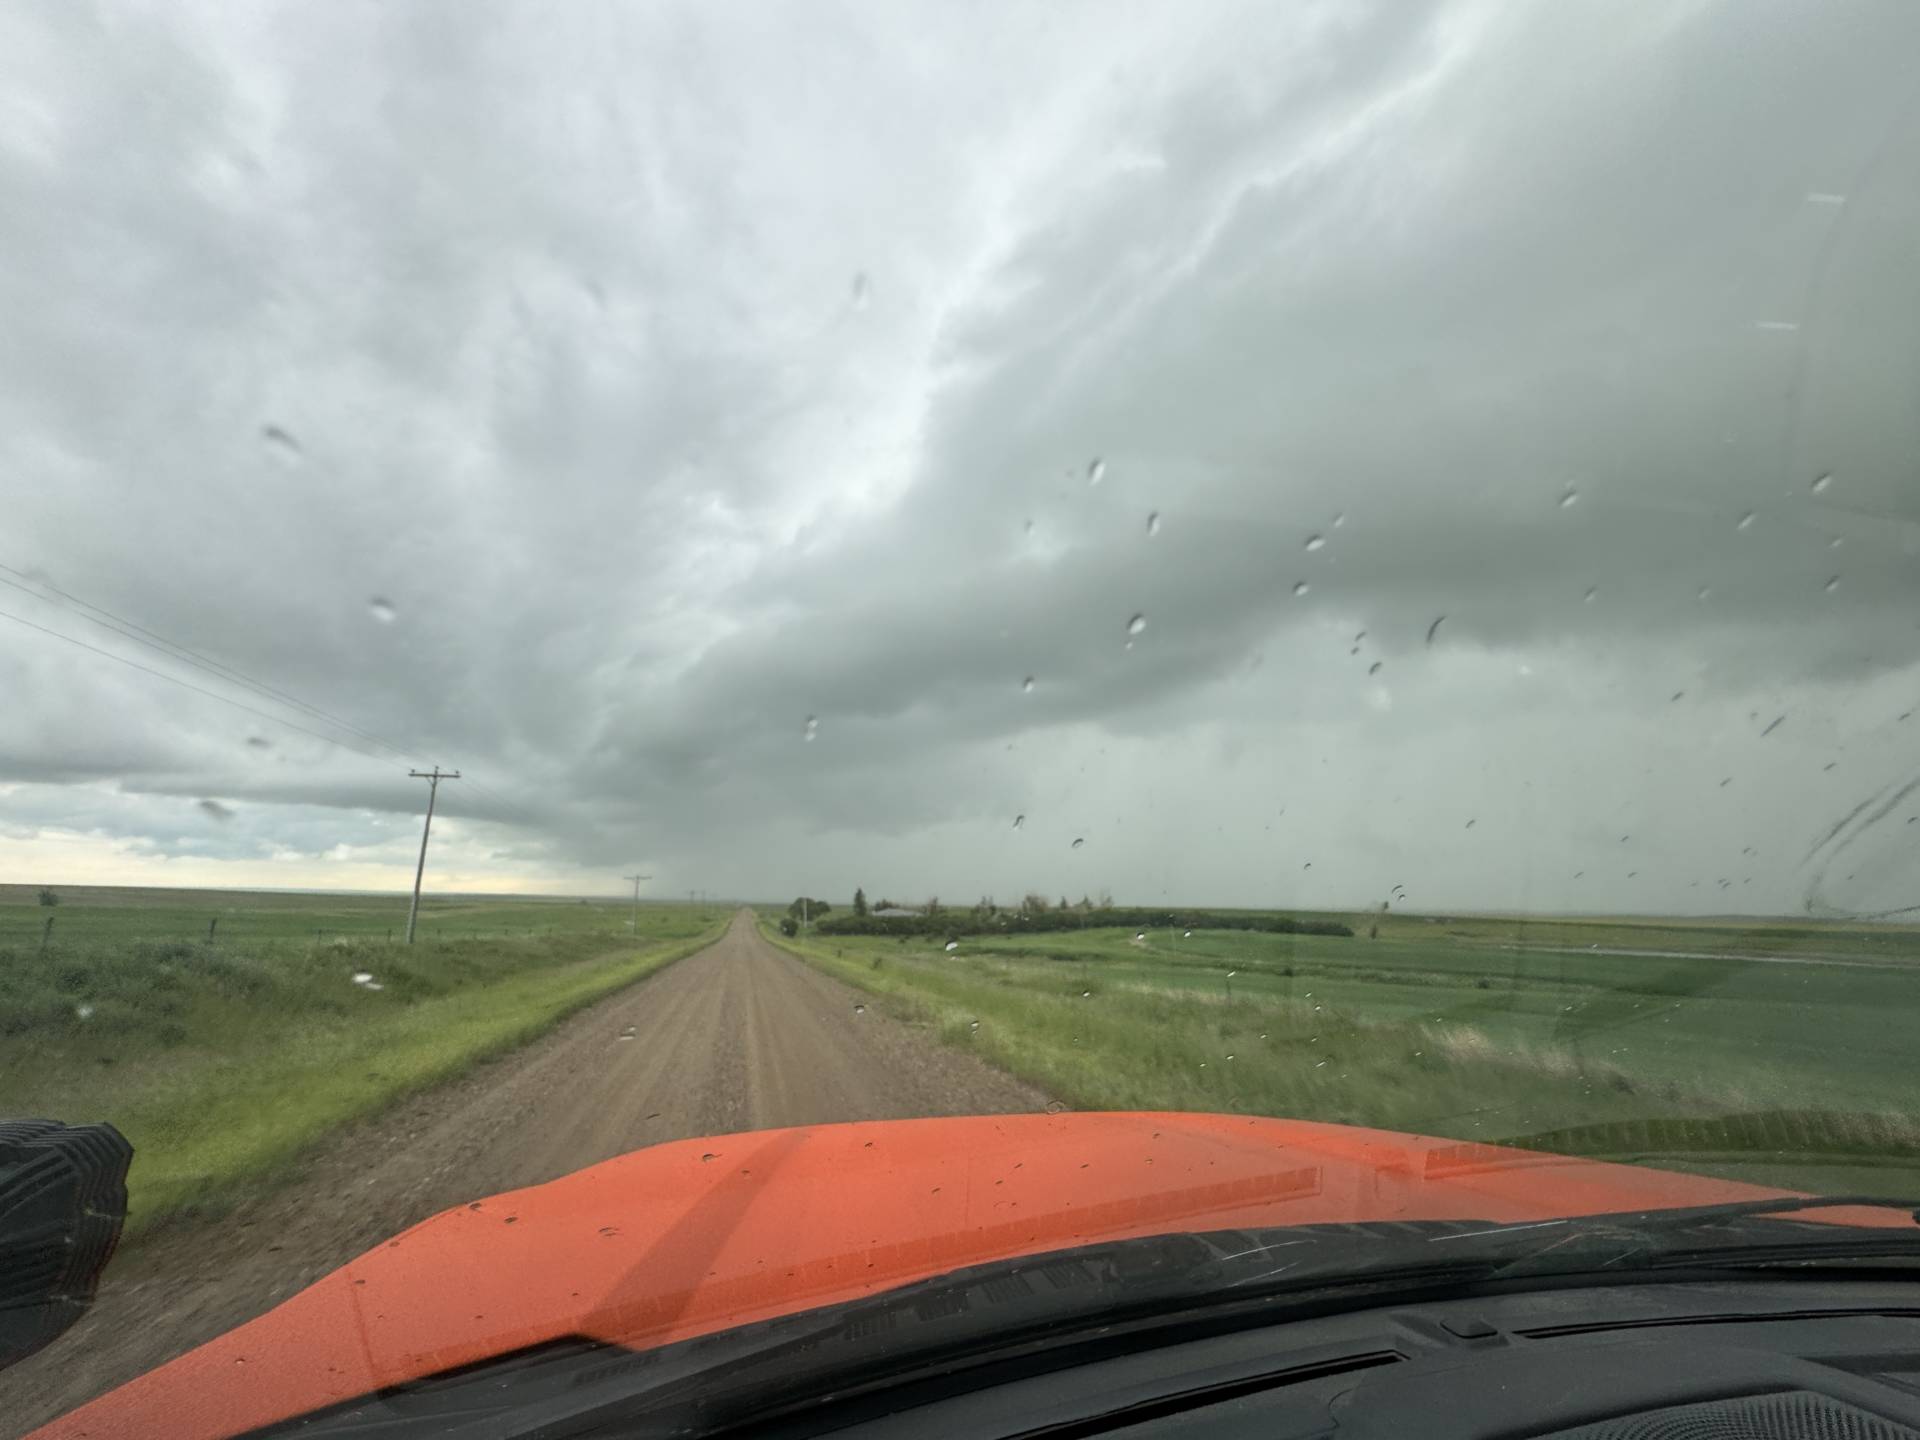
768 909 1920 1195
1 886 726 1231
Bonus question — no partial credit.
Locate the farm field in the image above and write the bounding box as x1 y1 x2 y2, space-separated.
770 908 1920 1195
0 886 727 1230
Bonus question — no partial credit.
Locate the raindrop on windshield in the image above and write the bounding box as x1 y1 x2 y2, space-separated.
1135 932 1146 941
1087 458 1106 486
1022 676 1035 693
1737 511 1756 532
1697 587 1712 602
969 1019 981 1031
1303 534 1326 552
1812 472 1833 494
1183 930 1192 938
1558 487 1579 509
1464 819 1476 829
1292 581 1310 597
75 1003 94 1021
1332 512 1346 528
1145 511 1161 537
1071 837 1085 850
1425 615 1446 646
1824 575 1840 593
246 735 272 749
1012 814 1025 830
368 597 398 624
852 1003 866 1016
351 972 374 986
261 424 302 460
850 272 870 309
1126 614 1147 637
944 940 959 952
1583 587 1598 603
198 799 234 821
803 715 819 741
1368 661 1383 675
1081 989 1091 998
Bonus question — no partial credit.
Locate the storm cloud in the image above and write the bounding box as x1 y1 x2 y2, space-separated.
3 0 1918 915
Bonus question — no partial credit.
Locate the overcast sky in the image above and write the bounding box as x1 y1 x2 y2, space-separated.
2 0 1918 916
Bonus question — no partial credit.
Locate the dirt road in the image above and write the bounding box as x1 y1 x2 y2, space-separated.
10 911 1050 1436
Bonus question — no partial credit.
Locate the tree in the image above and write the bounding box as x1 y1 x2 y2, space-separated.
37 887 59 908
1021 893 1051 914
1058 896 1070 913
778 916 799 937
786 897 831 921
925 895 942 915
853 887 868 917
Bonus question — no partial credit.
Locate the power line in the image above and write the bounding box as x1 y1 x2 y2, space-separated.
0 564 530 829
0 564 418 763
0 602 398 764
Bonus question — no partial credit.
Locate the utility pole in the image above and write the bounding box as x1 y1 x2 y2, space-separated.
405 767 460 944
624 873 651 934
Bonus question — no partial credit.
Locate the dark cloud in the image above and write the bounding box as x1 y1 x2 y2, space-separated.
2 1 1918 914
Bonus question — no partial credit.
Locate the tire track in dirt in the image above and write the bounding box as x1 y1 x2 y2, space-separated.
11 910 1050 1436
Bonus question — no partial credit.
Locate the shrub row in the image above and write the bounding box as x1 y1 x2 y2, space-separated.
814 908 1352 940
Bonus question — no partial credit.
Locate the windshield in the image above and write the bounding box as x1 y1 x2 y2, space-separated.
4 4 1919 1437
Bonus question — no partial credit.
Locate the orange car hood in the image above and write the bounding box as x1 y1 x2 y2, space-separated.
36 1111 1843 1439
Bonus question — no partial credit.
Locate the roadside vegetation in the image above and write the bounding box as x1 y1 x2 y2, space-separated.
765 904 1920 1196
0 887 726 1232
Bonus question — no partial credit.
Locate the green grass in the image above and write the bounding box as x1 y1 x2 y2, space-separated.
0 887 727 1232
767 912 1920 1195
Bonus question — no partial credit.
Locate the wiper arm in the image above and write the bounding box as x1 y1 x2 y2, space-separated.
1476 1194 1920 1279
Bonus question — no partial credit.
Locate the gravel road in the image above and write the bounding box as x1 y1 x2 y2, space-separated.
10 910 1050 1436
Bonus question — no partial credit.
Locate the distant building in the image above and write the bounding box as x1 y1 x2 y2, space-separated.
871 907 921 918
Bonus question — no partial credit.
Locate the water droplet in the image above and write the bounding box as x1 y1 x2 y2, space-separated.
1812 472 1833 493
1023 518 1034 535
1183 930 1192 938
1012 814 1025 830
1332 512 1346 528
1558 487 1579 509
1737 511 1756 532
1464 818 1476 829
1135 932 1146 941
1225 1054 1235 1062
803 715 819 741
1697 587 1712 602
368 597 398 624
351 972 374 985
246 735 272 749
1583 587 1598 604
850 272 870 308
1145 511 1161 537
1671 690 1685 702
969 1019 981 1031
75 1003 94 1021
261 424 302 460
943 940 959 953
1759 715 1785 738
1829 536 1844 549
1292 581 1310 597
1087 458 1106 486
853 1003 866 1015
701 1152 718 1163
1368 661 1383 675
1424 615 1445 646
198 799 234 821
1303 534 1326 552
1071 837 1085 849
1126 614 1147 637
1080 989 1091 998
1824 575 1840 593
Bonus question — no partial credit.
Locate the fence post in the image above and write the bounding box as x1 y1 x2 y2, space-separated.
208 916 219 944
41 914 54 952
